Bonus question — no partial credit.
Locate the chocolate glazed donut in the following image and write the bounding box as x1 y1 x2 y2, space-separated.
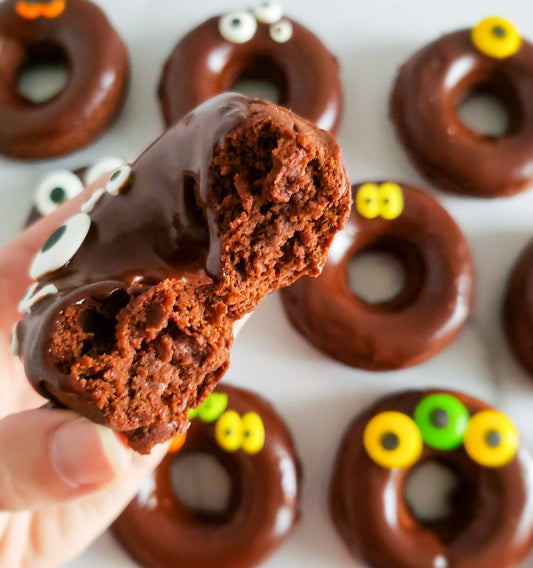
158 1 342 133
281 182 473 371
113 384 301 568
391 17 533 197
330 389 533 568
0 0 128 159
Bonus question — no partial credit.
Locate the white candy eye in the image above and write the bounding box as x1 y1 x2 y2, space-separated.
106 165 132 196
253 1 283 23
18 283 58 314
270 19 292 43
29 213 91 280
219 11 257 44
35 170 84 217
84 157 125 186
81 188 106 214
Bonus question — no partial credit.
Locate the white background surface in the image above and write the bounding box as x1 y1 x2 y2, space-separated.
4 0 533 566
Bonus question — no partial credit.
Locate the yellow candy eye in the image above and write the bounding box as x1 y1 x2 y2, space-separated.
464 410 518 468
356 183 380 219
363 411 423 469
378 182 404 220
241 412 265 454
471 17 522 59
215 410 243 452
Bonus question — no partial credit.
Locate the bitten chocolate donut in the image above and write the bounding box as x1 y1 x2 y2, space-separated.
281 182 472 371
391 16 533 197
113 384 300 568
503 239 533 378
158 1 342 133
0 0 128 159
330 389 533 568
14 93 351 453
24 157 125 226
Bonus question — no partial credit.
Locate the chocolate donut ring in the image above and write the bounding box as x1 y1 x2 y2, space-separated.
330 389 533 568
281 182 473 371
158 1 342 133
0 0 128 159
113 384 300 568
391 17 533 197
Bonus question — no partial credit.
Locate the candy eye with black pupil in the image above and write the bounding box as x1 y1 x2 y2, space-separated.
253 1 283 23
218 11 257 44
215 410 243 452
270 19 293 43
106 165 132 196
35 170 84 216
464 409 518 467
241 412 265 454
84 157 125 186
363 411 423 469
414 393 469 451
29 213 91 279
471 16 522 59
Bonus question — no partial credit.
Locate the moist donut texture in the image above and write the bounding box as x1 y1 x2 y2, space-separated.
17 94 351 453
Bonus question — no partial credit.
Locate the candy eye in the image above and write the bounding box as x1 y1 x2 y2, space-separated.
414 394 469 450
168 433 187 454
464 409 518 467
269 19 293 43
35 170 84 217
80 188 106 214
196 393 229 422
18 282 58 314
241 412 265 454
253 1 283 23
106 165 132 196
29 213 91 279
356 183 380 219
215 410 243 452
15 2 41 19
363 411 423 469
219 11 257 44
471 16 521 59
84 157 125 186
11 322 19 356
379 182 404 220
41 0 66 19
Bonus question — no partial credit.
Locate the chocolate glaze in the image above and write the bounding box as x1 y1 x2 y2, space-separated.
503 239 533 379
391 29 533 197
0 0 129 159
158 5 342 133
17 93 250 409
113 384 301 568
281 182 473 371
330 389 533 568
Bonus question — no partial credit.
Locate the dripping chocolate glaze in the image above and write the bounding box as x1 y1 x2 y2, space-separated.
17 93 251 398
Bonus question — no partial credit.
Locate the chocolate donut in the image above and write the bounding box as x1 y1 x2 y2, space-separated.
158 1 342 133
330 389 533 568
24 157 125 226
113 384 300 568
391 16 533 197
13 93 351 453
503 239 533 378
0 0 128 159
281 182 472 371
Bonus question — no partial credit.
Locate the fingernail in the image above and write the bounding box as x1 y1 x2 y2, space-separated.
50 417 131 487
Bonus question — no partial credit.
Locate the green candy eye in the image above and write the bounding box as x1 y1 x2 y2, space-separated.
414 394 469 450
189 393 228 422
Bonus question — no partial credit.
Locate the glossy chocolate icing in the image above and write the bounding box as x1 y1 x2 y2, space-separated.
0 0 129 159
330 389 533 568
391 29 533 197
281 182 473 371
158 5 342 133
113 384 301 568
503 239 533 379
17 93 250 411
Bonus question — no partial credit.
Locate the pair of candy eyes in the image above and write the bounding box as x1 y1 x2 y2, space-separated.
471 16 522 59
15 0 65 19
355 183 404 220
219 4 292 45
364 395 518 469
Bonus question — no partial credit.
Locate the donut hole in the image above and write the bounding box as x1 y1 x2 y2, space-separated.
230 56 285 104
17 41 70 103
171 451 233 521
403 457 487 544
348 238 425 310
455 79 522 137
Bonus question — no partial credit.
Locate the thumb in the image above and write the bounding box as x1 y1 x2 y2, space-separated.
0 407 132 511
